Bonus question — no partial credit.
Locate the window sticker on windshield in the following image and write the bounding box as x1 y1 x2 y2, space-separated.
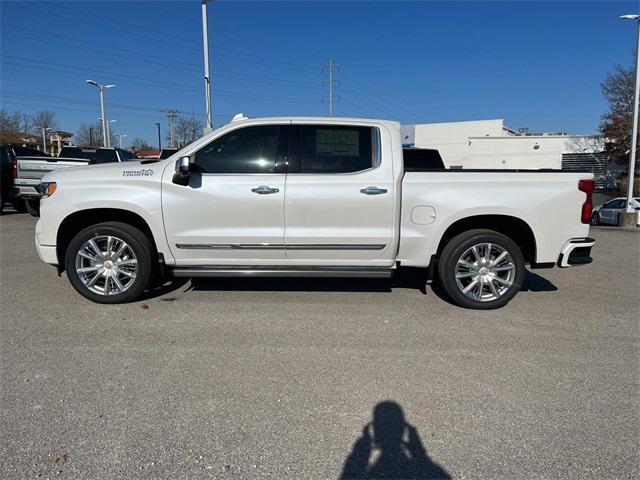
316 129 359 157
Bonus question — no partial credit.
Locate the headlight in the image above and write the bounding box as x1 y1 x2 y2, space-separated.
39 182 57 197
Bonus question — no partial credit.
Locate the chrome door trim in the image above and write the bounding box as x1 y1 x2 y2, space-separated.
176 243 284 250
175 243 386 250
285 244 386 250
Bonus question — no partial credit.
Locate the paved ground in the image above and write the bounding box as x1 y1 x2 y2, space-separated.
1 213 638 479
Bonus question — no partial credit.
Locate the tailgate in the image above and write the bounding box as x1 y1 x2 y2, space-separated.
16 157 90 183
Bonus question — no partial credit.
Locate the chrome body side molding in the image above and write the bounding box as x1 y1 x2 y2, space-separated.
175 243 386 250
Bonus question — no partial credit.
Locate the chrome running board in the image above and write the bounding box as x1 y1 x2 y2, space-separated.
171 266 392 278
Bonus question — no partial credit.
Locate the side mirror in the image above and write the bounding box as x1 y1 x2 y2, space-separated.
173 156 191 186
177 156 190 174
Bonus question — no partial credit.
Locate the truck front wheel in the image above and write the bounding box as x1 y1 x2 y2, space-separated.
25 199 40 217
65 222 153 304
437 229 525 309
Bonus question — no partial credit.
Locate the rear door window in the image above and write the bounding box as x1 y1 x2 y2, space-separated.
290 125 376 173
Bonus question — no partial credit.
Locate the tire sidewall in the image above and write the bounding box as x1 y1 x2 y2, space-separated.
65 223 152 304
438 230 526 310
25 199 40 217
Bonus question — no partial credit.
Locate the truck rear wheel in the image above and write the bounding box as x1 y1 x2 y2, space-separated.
437 229 525 309
65 222 153 304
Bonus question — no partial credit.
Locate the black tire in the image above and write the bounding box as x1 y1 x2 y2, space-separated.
25 199 40 217
590 212 600 226
65 222 154 304
437 229 526 310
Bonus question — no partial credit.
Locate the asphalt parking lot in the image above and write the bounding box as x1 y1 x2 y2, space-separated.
1 213 638 479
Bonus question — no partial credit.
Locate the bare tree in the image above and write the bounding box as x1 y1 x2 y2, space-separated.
0 109 31 133
600 64 639 170
75 122 115 147
30 110 58 133
131 137 152 151
166 116 203 148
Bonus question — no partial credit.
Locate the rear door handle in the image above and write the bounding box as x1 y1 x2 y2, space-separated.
251 186 280 194
360 186 388 195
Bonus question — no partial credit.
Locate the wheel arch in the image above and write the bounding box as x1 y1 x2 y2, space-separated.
435 214 537 265
56 208 159 273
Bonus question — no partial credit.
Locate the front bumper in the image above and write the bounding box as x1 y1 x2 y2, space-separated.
35 233 58 265
14 185 41 198
557 237 595 267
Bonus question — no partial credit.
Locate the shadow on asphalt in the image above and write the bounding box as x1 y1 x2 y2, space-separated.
144 269 557 302
520 271 558 292
340 401 451 480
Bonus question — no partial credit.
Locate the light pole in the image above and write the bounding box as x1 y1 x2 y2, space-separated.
115 134 127 149
98 118 117 148
201 0 213 133
35 126 51 155
620 14 640 212
85 80 115 148
155 122 162 151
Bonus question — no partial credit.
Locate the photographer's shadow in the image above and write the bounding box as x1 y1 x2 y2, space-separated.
340 401 451 480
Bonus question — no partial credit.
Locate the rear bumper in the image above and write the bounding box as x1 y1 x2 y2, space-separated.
557 237 595 267
35 233 58 265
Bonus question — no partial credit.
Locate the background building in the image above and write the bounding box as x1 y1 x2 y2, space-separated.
400 119 612 189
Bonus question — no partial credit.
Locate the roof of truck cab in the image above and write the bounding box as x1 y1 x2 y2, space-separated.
228 116 401 129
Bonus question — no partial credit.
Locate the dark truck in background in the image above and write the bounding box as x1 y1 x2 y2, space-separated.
14 146 138 216
0 144 47 214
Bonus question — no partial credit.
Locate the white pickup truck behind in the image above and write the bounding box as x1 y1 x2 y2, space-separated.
35 116 595 309
15 146 138 216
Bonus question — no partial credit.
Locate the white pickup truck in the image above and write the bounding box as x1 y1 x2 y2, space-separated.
35 116 595 309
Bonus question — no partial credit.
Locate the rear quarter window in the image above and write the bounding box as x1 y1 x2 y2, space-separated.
403 148 445 171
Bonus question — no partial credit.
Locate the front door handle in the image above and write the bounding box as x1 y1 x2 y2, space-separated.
360 186 388 195
252 186 280 194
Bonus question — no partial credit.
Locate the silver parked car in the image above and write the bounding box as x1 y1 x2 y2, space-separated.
591 197 640 225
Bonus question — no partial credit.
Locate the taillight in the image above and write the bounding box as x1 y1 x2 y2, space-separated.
578 179 594 224
11 157 17 179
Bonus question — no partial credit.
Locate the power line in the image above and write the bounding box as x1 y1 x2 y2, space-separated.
17 3 319 75
2 60 319 104
1 24 201 70
341 73 423 123
341 86 415 122
45 0 201 48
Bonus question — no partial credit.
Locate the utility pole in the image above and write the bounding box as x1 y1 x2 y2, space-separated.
155 122 162 151
322 58 340 117
201 0 213 133
162 109 181 148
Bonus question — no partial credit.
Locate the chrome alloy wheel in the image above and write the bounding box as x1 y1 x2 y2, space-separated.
454 243 516 302
74 235 138 296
